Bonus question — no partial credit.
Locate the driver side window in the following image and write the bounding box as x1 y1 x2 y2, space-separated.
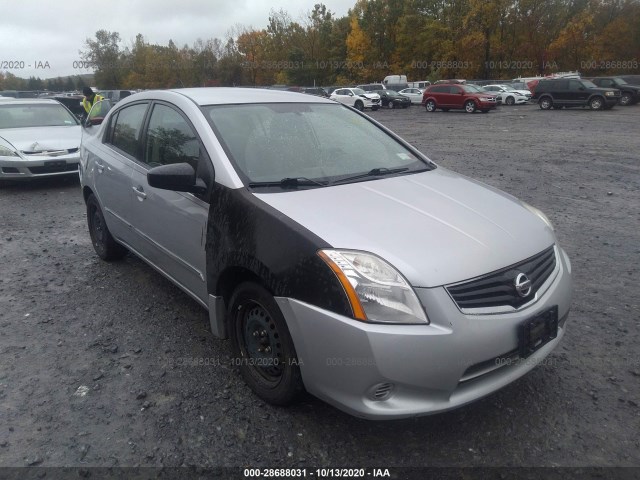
144 104 200 171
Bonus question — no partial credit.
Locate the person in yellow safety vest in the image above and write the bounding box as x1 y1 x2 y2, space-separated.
81 87 104 115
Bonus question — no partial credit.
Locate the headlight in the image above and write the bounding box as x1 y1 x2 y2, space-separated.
605 91 616 96
480 97 492 101
522 202 554 231
318 249 429 324
0 144 19 157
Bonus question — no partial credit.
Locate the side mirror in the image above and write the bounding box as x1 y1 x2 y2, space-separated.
147 162 207 195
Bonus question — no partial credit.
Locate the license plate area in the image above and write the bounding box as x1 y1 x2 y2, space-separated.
518 306 558 358
45 160 67 167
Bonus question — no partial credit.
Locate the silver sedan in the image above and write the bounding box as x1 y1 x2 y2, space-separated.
0 99 81 179
398 87 425 104
80 88 572 419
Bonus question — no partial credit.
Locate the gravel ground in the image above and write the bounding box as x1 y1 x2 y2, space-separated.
0 103 639 471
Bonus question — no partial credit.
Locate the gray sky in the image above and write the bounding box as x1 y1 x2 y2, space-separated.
0 0 353 79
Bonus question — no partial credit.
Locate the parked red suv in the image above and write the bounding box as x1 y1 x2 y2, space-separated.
422 84 497 113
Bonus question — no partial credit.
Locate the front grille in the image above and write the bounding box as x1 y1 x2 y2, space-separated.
28 164 78 174
21 147 78 157
446 246 556 310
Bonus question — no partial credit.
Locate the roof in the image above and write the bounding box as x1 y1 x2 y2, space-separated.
164 87 334 106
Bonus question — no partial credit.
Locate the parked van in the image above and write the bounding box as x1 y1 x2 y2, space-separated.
408 80 431 89
383 75 407 85
98 90 133 103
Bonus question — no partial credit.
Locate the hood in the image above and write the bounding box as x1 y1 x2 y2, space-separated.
0 125 81 152
362 93 380 100
255 169 556 288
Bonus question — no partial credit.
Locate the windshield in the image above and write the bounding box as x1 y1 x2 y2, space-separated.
351 88 366 95
202 103 431 187
0 103 79 129
463 85 483 93
502 86 517 92
614 77 627 85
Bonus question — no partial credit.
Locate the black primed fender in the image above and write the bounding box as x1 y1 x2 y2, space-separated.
205 184 352 320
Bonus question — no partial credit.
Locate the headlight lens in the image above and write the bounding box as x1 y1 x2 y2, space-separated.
605 91 616 96
318 249 429 324
522 202 554 231
0 144 19 157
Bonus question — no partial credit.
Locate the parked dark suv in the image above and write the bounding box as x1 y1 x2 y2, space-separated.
532 79 621 110
422 84 497 113
584 77 640 106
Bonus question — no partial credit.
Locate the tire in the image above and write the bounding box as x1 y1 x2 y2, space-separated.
389 100 395 109
505 96 515 106
425 99 436 112
228 282 304 405
354 100 364 111
539 97 553 110
619 93 632 106
464 100 476 113
86 194 127 261
589 96 604 110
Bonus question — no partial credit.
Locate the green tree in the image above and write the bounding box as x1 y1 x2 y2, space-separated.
81 30 124 88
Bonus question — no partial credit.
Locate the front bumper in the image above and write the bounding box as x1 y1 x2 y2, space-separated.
277 247 572 419
0 153 80 179
477 101 497 109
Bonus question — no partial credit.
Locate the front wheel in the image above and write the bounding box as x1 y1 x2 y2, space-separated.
464 100 476 113
425 100 436 112
354 100 364 111
589 96 604 110
86 194 127 261
505 96 515 105
228 282 304 405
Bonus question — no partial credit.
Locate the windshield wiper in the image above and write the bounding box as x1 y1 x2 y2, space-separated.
248 177 328 189
330 167 411 185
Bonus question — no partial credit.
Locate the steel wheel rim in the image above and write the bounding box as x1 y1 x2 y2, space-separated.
91 208 106 250
237 300 284 382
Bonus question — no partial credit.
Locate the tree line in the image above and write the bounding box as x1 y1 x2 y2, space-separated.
2 0 639 91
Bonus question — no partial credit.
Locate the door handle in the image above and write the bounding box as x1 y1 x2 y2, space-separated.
132 186 147 200
95 161 104 173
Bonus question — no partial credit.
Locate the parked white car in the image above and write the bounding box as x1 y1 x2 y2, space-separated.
330 88 380 111
0 99 81 179
483 85 531 105
398 88 425 105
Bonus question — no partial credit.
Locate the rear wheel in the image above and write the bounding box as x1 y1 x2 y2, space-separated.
425 100 436 112
389 100 395 109
86 194 127 261
354 100 364 111
619 93 632 106
228 282 304 405
589 96 604 110
539 97 553 110
464 100 476 113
